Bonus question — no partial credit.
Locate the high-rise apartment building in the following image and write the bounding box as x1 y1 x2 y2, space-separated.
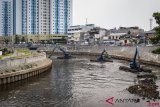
0 0 13 36
22 0 39 34
13 0 22 35
39 0 50 35
50 0 72 34
0 0 72 36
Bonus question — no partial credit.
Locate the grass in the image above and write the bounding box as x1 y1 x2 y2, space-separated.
12 53 32 58
16 49 30 54
14 49 32 58
0 53 13 59
0 49 38 59
13 49 38 58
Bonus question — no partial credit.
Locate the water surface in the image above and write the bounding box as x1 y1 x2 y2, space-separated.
0 57 160 107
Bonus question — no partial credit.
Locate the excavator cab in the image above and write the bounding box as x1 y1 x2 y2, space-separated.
130 61 140 70
64 53 72 59
58 47 73 59
96 49 112 62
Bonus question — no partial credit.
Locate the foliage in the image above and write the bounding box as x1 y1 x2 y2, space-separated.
152 48 160 54
21 37 26 42
4 38 9 44
153 12 160 25
15 35 20 44
0 53 12 59
127 31 131 35
29 39 33 43
1 48 13 55
17 49 29 53
151 12 160 44
151 12 160 54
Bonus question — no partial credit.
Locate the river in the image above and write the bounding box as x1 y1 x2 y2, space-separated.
0 57 160 107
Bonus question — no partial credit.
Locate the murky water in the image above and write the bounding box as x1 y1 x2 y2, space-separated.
0 57 160 107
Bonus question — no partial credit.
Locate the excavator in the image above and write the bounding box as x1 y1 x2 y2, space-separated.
129 46 140 70
119 46 152 73
90 49 113 62
120 47 156 85
57 47 72 59
48 46 73 59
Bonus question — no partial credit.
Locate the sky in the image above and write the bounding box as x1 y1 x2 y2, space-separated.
73 0 160 31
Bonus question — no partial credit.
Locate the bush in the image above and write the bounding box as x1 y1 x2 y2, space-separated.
152 48 160 54
0 48 14 55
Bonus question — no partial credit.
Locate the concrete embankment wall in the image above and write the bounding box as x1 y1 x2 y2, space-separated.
0 52 46 68
47 46 160 66
66 46 160 62
0 59 52 85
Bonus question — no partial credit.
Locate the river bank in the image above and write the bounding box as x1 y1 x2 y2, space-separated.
0 51 52 85
47 51 160 67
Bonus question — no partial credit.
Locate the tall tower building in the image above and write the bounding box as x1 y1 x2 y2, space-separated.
22 0 39 34
50 0 72 34
0 0 13 36
39 0 50 35
149 18 153 30
0 0 72 36
13 0 22 35
21 0 27 35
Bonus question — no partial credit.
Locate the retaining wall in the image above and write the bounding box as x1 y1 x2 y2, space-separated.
65 46 160 63
46 45 160 66
0 52 46 68
0 59 52 85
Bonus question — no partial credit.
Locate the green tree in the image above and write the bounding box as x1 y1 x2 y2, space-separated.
21 37 26 43
4 38 9 44
128 31 131 35
151 12 160 44
15 35 20 44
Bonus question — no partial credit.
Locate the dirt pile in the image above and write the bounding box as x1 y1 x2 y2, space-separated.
128 84 159 99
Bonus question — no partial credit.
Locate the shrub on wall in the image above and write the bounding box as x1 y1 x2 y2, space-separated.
152 48 160 54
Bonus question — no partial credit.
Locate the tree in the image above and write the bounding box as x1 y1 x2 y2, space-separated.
4 38 9 44
151 12 160 44
21 37 26 43
29 39 33 44
128 31 131 35
15 35 20 44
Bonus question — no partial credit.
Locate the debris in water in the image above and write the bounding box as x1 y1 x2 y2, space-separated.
127 84 159 99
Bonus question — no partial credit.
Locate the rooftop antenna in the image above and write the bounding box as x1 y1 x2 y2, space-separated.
86 18 88 25
149 18 153 30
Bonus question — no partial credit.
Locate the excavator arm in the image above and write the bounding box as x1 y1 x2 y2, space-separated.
49 46 71 59
130 46 140 70
59 47 71 59
97 49 106 61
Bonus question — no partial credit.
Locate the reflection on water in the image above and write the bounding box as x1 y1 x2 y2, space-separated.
0 57 160 107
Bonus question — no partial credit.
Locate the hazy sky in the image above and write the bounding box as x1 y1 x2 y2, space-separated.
73 0 160 31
